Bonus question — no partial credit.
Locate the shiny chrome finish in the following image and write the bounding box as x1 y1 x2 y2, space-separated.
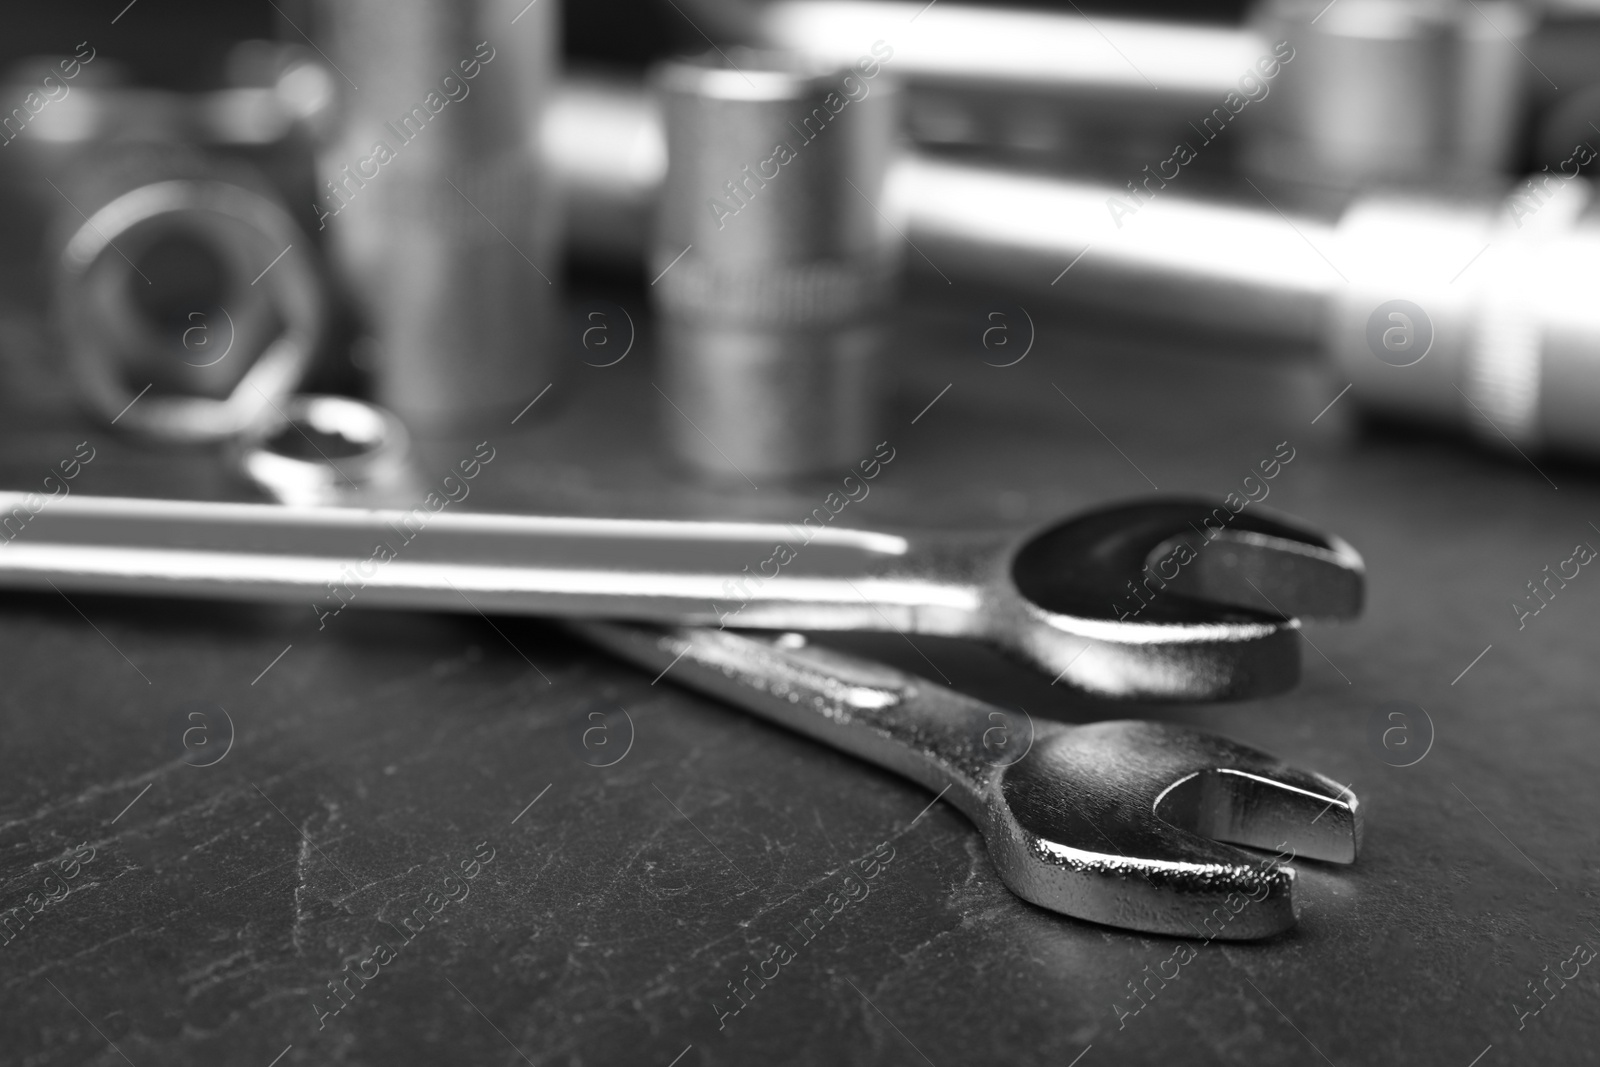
546 77 1339 340
574 621 1362 938
0 495 1361 701
1248 0 1530 191
549 73 664 266
889 160 1600 459
762 0 1255 99
311 0 558 432
544 72 666 264
52 149 325 443
547 77 1600 460
230 395 415 507
760 0 1530 190
651 51 899 480
888 154 1339 345
1327 181 1600 457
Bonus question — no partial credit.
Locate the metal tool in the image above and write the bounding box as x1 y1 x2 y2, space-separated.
1 41 333 199
0 494 1361 701
651 50 899 480
575 621 1361 938
757 0 1537 191
1246 0 1530 191
546 76 1600 461
229 394 415 507
51 144 326 443
898 163 1600 459
310 0 558 432
543 73 665 265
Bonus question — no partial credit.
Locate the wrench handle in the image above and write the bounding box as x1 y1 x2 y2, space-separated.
0 493 979 633
571 620 1025 819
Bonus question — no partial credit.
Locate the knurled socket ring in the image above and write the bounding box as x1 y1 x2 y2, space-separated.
651 255 893 329
1460 180 1592 449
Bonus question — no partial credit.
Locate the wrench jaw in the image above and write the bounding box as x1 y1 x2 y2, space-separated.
1153 765 1363 866
984 721 1361 939
1145 528 1366 623
1000 497 1364 701
574 622 1363 939
1000 601 1301 702
985 823 1298 941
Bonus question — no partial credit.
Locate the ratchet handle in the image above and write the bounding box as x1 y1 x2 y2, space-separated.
572 621 1026 817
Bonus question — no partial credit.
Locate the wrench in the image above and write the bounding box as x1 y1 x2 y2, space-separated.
574 620 1360 939
0 492 1360 701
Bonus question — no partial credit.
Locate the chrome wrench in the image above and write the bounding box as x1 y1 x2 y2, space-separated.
0 492 1360 701
574 620 1361 939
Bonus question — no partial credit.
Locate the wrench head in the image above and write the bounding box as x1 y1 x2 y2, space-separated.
987 720 1360 939
1003 498 1364 701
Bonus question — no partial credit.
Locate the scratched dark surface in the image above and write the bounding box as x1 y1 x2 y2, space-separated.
0 278 1598 1067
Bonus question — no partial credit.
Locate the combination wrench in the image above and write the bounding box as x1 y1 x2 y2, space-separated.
0 493 1361 701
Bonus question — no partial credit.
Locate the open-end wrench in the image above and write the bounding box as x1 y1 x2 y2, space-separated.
574 620 1361 939
0 493 1360 701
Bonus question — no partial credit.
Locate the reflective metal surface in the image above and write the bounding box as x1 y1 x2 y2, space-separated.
51 148 326 443
573 621 1362 939
310 0 559 432
1249 0 1530 190
0 495 1361 701
544 70 666 263
230 394 414 507
761 0 1530 188
548 77 1600 460
651 50 899 479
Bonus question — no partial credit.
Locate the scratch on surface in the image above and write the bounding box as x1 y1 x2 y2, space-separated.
7 778 318 901
0 752 191 837
0 917 168 991
813 807 847 867
180 947 252 986
955 827 987 890
1 655 531 843
586 822 674 912
245 985 318 1013
626 826 924 1007
874 834 1007 985
283 798 347 956
177 947 276 1001
331 863 424 908
290 830 313 957
170 822 242 861
205 857 299 900
0 842 106 895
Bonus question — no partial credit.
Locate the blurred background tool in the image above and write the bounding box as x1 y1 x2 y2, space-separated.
229 393 414 507
650 51 899 480
11 0 1597 467
0 41 330 217
0 39 365 445
51 143 326 443
547 75 1600 461
1245 0 1529 191
309 0 558 434
890 160 1600 460
754 0 1590 192
541 72 666 265
4 39 424 508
